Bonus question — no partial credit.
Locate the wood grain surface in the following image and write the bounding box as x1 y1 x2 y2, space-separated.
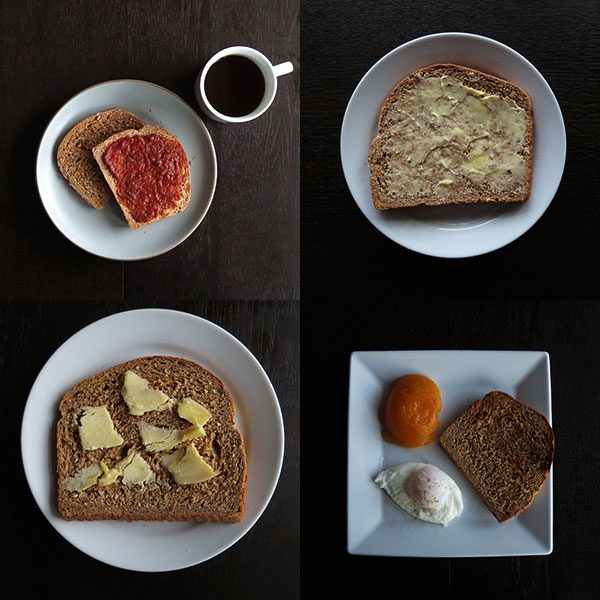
0 0 299 301
301 0 600 300
0 0 299 596
302 297 599 599
300 0 599 598
3 0 600 596
3 299 299 596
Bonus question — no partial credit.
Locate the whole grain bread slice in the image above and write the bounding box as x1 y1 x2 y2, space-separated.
56 108 144 208
92 125 190 229
368 64 534 210
56 356 247 522
439 391 554 523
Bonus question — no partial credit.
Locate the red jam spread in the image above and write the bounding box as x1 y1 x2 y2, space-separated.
103 133 187 224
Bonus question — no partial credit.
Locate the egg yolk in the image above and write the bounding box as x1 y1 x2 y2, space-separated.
384 374 442 447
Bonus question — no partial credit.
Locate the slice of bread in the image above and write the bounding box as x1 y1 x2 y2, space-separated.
92 125 190 229
368 64 534 210
439 391 554 523
56 356 247 522
57 109 144 209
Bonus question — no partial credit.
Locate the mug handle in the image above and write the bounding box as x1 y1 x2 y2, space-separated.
273 61 294 77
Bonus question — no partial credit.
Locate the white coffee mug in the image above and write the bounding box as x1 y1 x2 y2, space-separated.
195 46 293 123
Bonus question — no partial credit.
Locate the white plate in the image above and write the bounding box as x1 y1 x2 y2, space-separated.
347 350 553 557
36 80 217 260
340 33 566 258
21 308 284 572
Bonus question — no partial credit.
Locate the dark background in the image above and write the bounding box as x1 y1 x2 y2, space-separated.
302 298 600 599
3 0 600 596
301 0 600 300
0 0 299 597
1 0 299 301
5 299 299 596
300 0 600 598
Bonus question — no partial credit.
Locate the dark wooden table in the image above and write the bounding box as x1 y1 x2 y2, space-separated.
302 298 600 599
301 1 600 598
301 0 600 300
0 0 299 301
0 1 299 597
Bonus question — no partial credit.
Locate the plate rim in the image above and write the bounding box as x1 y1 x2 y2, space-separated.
340 31 567 258
346 348 553 557
36 79 218 261
20 307 285 571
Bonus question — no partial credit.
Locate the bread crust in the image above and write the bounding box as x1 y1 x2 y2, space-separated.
92 125 191 229
56 108 144 209
439 391 554 523
56 356 247 523
368 64 534 210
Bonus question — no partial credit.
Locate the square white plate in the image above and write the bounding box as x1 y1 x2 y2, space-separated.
347 350 553 557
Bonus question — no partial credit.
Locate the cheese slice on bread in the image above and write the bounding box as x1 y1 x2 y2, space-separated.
368 64 534 210
439 391 554 523
56 356 246 523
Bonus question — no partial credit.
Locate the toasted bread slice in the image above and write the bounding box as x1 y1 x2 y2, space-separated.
92 125 190 229
439 391 554 523
56 109 144 209
56 356 247 523
368 64 534 210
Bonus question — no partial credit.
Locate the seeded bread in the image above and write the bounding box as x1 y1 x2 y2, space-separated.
56 356 247 522
368 64 534 210
92 125 190 229
439 391 554 523
56 109 144 209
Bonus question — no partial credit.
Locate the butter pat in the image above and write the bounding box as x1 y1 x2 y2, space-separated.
179 424 205 442
66 451 155 492
78 406 124 450
115 450 155 485
463 154 492 174
65 463 103 492
161 444 218 485
178 397 212 427
139 422 182 451
98 461 121 487
139 422 205 452
121 370 174 415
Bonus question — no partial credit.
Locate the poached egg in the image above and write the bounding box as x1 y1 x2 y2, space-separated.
374 462 463 525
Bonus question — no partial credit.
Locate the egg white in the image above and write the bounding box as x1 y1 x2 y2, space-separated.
374 462 463 525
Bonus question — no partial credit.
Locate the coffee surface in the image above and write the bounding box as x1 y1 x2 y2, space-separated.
204 55 266 117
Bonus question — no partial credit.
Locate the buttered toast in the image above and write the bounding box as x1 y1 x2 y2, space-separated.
56 356 246 523
368 64 533 210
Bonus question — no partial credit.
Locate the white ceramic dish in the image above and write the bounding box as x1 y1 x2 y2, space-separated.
21 309 284 572
37 80 217 260
347 350 553 557
340 33 566 258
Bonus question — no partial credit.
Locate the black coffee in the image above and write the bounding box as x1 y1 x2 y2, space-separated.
204 55 266 117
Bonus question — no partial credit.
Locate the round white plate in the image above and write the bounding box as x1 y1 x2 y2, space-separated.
21 309 284 572
340 32 567 258
37 80 217 260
